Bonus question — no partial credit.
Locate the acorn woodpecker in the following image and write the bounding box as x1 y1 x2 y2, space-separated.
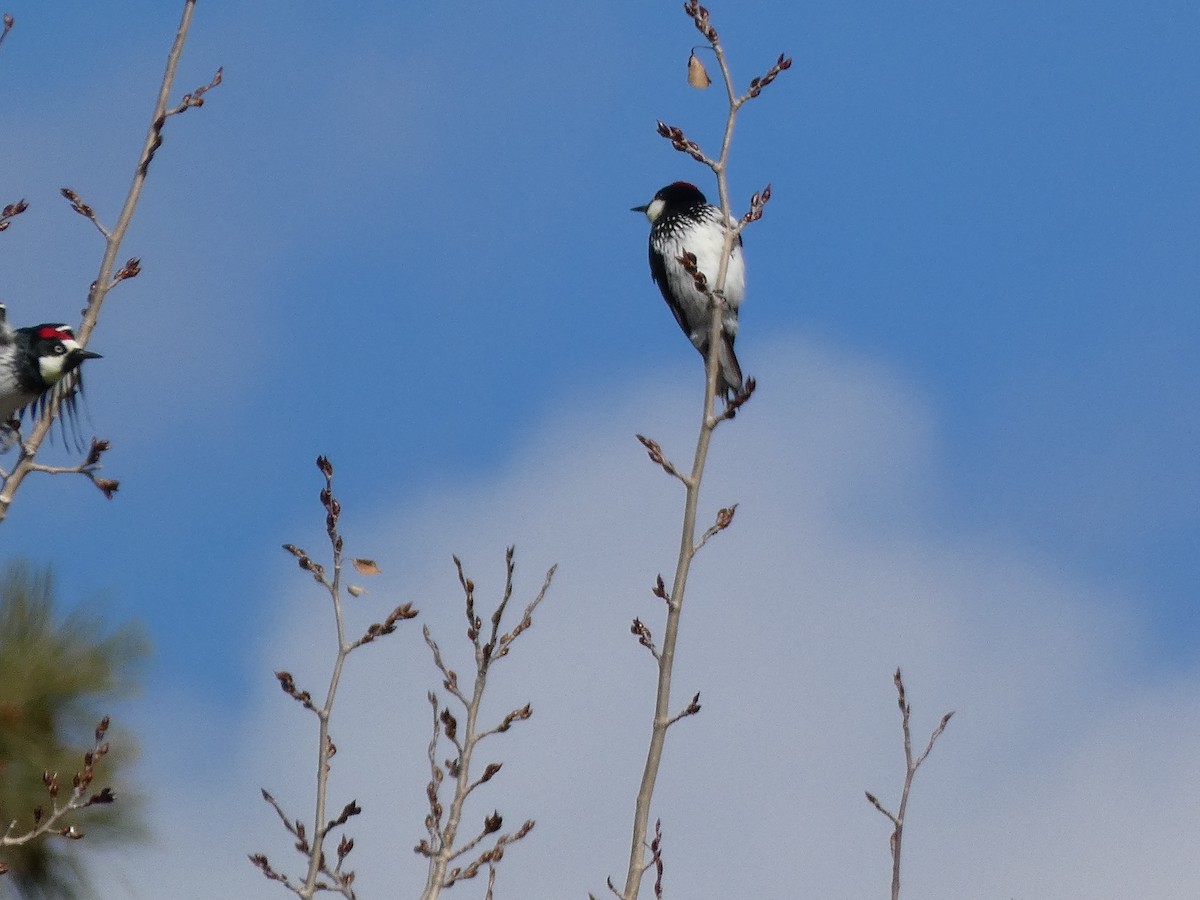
633 181 745 400
0 307 100 450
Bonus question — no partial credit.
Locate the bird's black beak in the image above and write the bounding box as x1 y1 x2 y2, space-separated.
65 348 102 372
631 203 649 213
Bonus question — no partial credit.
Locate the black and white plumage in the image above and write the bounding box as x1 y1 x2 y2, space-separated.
0 306 100 450
633 181 745 399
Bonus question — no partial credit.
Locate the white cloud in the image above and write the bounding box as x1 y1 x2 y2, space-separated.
91 335 1193 898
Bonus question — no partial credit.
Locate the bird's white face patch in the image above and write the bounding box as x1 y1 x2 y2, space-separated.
643 197 666 223
38 337 82 385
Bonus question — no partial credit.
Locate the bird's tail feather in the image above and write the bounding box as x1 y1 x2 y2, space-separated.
718 335 743 401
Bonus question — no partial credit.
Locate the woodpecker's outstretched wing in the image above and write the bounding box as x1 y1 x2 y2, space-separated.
21 370 89 451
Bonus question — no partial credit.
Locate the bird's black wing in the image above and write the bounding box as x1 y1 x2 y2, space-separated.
648 245 692 337
21 370 89 452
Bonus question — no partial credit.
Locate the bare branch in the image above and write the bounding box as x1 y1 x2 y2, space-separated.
665 692 702 729
351 602 418 650
866 669 955 900
10 437 118 499
630 618 659 660
863 791 898 827
248 853 298 890
618 6 787 897
494 561 555 660
740 183 772 226
655 120 713 166
650 820 666 899
695 503 737 552
0 717 116 853
256 457 418 899
746 53 793 100
259 789 300 839
419 553 553 900
424 626 468 706
60 187 111 238
635 434 689 484
163 67 223 118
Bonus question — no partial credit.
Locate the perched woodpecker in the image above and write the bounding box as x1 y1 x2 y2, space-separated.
633 181 745 399
0 307 100 449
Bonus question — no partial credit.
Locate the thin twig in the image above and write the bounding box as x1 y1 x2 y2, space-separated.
300 462 351 898
418 552 551 900
865 669 954 900
0 717 115 857
253 457 415 898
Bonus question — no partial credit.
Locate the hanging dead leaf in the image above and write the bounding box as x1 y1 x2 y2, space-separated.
352 558 381 575
687 51 711 89
347 584 367 598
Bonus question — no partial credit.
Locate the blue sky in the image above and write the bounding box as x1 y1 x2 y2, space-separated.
1 1 1198 896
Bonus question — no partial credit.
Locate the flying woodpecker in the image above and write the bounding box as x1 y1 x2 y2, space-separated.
0 307 100 450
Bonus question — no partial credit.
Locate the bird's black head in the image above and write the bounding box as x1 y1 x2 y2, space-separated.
632 181 708 223
18 324 101 387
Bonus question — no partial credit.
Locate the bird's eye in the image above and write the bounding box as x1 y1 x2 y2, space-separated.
52 343 67 355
